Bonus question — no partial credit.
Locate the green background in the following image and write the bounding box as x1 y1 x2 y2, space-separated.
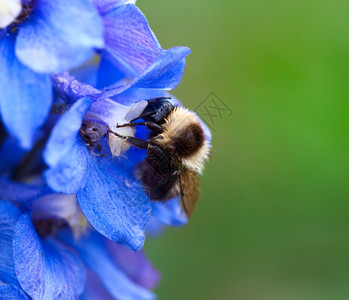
139 0 349 299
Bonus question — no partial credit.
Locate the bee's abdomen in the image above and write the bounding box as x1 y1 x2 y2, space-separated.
135 144 179 201
146 144 177 175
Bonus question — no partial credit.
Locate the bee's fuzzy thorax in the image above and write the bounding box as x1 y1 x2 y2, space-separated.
180 139 210 174
155 106 210 173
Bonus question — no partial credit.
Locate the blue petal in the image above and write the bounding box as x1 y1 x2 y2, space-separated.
97 57 125 89
16 0 104 73
105 239 161 290
93 0 130 15
64 231 155 300
102 4 162 76
0 177 51 206
0 35 52 149
44 137 89 194
0 201 21 286
71 63 99 88
0 138 28 174
81 269 114 300
44 97 92 167
52 73 100 105
76 158 151 251
97 46 191 99
112 88 166 106
13 214 86 299
30 193 80 225
0 283 29 299
152 197 188 226
145 216 165 236
44 97 91 193
133 47 191 89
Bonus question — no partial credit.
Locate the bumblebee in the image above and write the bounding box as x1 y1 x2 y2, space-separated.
109 97 210 217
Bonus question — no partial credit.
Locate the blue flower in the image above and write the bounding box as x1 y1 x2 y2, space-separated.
0 0 175 149
43 46 191 251
0 0 104 149
0 0 211 298
0 192 160 299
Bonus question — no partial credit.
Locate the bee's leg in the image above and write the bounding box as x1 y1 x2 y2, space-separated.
108 129 149 149
117 122 163 134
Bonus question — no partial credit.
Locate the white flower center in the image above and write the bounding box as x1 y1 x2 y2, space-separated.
83 98 148 157
0 0 21 28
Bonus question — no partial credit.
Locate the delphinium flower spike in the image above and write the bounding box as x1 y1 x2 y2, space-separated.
44 47 191 250
0 0 212 298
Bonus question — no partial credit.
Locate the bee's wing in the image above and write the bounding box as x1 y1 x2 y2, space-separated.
179 169 200 218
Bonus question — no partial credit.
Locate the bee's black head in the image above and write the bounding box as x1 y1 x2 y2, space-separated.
141 97 174 124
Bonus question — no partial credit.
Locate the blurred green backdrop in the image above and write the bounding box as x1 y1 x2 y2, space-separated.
139 0 349 299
